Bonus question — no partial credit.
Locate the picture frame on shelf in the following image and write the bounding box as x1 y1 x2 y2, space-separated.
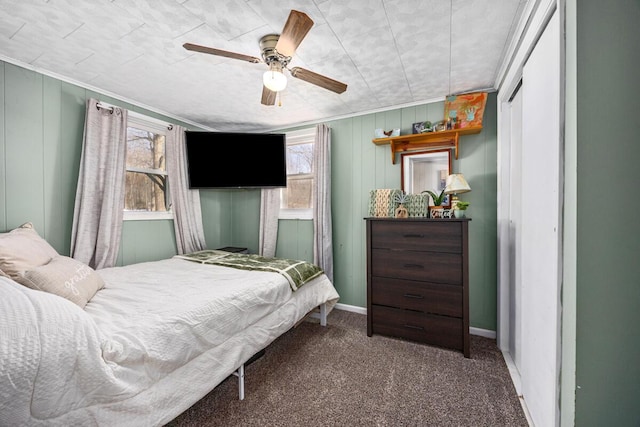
412 121 434 134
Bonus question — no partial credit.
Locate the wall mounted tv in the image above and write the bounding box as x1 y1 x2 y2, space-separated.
185 131 287 189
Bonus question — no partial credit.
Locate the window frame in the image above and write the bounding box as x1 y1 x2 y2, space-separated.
279 127 315 220
123 112 173 221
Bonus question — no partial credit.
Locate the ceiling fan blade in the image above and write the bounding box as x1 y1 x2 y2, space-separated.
261 86 277 106
275 10 314 57
183 43 262 64
289 67 347 94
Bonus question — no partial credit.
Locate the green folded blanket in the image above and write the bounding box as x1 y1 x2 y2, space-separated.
175 250 324 291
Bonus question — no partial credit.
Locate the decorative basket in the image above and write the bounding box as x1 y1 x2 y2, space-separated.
405 194 429 217
368 189 403 217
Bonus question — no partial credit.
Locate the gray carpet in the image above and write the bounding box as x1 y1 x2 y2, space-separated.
168 310 528 426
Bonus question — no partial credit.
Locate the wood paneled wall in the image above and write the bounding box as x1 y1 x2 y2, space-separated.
319 95 498 331
216 94 500 330
0 62 203 266
1 59 498 330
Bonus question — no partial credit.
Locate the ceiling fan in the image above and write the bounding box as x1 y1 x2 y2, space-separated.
183 9 348 106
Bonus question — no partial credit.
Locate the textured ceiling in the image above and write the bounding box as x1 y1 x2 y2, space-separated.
0 0 527 131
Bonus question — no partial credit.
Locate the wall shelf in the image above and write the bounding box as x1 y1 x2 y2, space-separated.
371 126 482 164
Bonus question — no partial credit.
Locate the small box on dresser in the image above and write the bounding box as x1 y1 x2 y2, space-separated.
365 217 470 358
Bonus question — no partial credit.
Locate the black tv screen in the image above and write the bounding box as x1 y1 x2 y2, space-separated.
185 131 287 189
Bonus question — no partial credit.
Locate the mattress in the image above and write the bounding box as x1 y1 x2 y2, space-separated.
0 257 339 426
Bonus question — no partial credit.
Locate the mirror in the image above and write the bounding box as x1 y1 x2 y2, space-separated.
401 149 452 207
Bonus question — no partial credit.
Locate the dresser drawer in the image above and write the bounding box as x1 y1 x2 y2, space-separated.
370 221 462 253
371 305 463 350
371 277 462 317
371 248 462 285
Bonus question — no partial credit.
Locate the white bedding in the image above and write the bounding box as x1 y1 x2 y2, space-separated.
0 257 339 426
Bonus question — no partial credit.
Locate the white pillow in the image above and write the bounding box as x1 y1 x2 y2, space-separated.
18 255 105 308
0 222 58 280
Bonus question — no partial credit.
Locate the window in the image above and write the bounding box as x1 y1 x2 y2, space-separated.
279 128 315 220
124 113 172 220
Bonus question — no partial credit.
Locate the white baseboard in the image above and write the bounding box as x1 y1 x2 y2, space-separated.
469 327 496 339
334 305 498 339
333 303 367 315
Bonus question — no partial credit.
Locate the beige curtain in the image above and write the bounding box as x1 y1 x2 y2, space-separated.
259 189 280 257
70 98 127 269
313 124 333 281
166 125 207 254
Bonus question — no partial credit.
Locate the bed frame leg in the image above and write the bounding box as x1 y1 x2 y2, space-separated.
320 303 327 327
310 303 329 326
308 303 329 326
232 364 245 400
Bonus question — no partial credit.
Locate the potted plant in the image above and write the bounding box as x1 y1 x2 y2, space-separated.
393 191 410 218
453 201 470 218
422 189 446 218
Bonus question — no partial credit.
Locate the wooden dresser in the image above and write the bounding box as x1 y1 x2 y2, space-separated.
365 218 470 357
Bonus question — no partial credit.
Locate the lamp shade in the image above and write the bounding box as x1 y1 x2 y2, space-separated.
263 65 287 92
444 174 471 194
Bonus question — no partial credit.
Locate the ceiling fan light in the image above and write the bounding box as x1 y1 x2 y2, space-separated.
263 69 287 92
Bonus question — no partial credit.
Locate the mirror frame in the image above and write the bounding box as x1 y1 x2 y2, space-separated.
401 149 452 207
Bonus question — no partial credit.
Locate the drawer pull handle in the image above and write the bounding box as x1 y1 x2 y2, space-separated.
403 234 425 238
404 324 424 331
404 293 424 299
404 263 424 269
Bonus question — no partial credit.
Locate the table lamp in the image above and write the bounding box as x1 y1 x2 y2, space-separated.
444 173 471 209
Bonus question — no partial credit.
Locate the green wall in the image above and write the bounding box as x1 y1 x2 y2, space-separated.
0 61 212 265
0 59 499 331
325 94 498 330
203 94 500 331
198 189 314 262
573 0 640 425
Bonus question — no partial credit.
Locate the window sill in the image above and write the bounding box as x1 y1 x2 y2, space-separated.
279 209 312 220
123 211 174 221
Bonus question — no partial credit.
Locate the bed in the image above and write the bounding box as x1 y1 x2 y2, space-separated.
0 223 339 426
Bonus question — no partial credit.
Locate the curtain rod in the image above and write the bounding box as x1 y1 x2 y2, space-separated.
96 102 114 112
96 101 174 130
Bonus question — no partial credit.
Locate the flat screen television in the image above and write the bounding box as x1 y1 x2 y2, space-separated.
184 131 287 189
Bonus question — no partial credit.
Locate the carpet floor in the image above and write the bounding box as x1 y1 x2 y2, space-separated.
167 309 528 426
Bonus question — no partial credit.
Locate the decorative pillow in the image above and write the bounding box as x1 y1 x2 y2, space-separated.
0 222 59 280
17 255 105 308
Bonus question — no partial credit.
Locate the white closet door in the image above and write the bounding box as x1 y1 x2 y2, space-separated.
520 10 562 427
508 87 523 372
